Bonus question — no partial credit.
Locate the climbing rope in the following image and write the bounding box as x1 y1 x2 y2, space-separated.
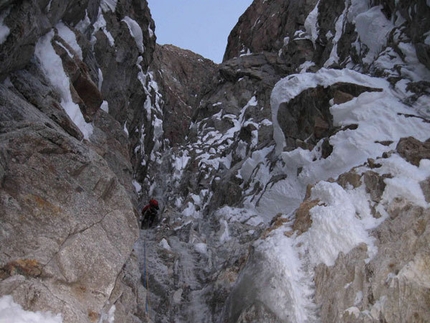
143 231 150 317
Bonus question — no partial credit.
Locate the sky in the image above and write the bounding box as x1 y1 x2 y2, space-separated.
146 0 253 63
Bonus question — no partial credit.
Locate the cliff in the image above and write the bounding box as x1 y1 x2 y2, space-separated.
0 0 429 322
0 0 156 322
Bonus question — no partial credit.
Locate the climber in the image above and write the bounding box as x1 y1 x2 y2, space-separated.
141 198 159 229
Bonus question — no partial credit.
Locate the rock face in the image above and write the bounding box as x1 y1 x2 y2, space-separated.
150 44 218 146
223 0 318 62
0 0 157 322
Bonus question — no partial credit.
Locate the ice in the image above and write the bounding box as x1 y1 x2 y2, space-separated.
0 295 63 323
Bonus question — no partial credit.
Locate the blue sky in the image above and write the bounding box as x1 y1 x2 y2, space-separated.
146 0 253 63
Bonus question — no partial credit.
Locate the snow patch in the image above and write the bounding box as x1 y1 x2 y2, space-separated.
35 31 93 140
0 9 10 45
296 181 379 267
56 22 82 60
122 16 144 53
93 10 115 47
75 10 91 34
100 0 117 13
355 6 394 64
100 100 109 112
98 305 115 323
271 68 386 155
159 238 172 250
132 180 142 193
0 295 63 323
194 242 208 256
324 7 347 67
304 1 320 46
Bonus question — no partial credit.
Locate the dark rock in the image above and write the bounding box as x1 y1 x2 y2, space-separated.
151 44 218 146
277 82 383 151
223 0 318 62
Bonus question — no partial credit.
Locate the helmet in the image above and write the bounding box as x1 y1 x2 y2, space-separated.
149 199 158 207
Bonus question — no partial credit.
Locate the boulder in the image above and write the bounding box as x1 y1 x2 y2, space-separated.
397 136 430 166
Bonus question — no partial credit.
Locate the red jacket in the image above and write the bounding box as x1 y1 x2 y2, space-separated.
142 199 159 215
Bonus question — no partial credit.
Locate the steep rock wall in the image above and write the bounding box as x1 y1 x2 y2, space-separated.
150 44 218 146
0 0 158 322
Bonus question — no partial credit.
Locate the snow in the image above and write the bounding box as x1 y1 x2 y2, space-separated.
100 100 109 112
299 61 315 73
194 242 208 255
75 10 91 34
0 9 10 45
123 122 129 136
56 22 82 60
122 16 145 53
98 305 115 323
379 157 430 208
255 229 317 322
304 1 320 47
218 219 231 243
93 9 115 47
425 31 430 45
160 238 172 250
355 6 394 64
46 0 53 12
296 181 379 267
215 206 264 226
100 0 117 13
324 7 347 67
132 179 142 193
271 68 386 155
0 295 62 323
35 30 93 140
347 0 370 23
236 62 430 320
